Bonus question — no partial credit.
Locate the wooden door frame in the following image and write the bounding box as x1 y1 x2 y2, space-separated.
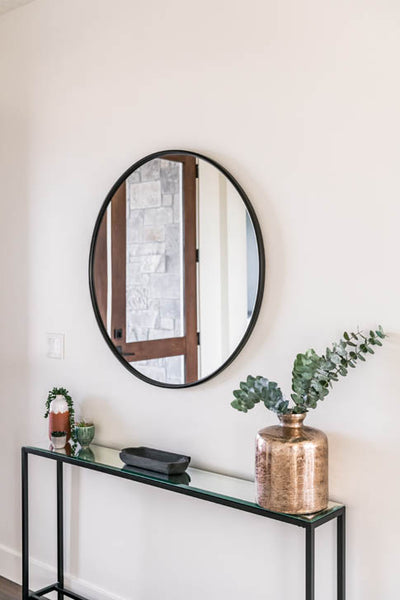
95 154 198 384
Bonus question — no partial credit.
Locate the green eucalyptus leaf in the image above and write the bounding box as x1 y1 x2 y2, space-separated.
232 326 385 417
231 375 287 415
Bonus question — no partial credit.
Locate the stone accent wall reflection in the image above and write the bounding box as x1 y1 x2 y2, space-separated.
125 158 184 384
130 355 184 386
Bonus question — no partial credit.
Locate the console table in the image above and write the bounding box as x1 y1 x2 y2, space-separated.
21 444 345 600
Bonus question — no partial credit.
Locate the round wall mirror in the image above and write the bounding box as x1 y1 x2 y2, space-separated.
89 150 265 388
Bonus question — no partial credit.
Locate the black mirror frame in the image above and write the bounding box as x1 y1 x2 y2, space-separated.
89 149 265 388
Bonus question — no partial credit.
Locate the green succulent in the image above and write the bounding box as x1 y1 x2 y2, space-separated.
75 419 94 428
231 326 386 415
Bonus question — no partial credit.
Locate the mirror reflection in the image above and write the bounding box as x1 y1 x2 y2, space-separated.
91 152 263 387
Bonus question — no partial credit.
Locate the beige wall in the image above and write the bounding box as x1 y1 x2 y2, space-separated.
0 1 399 598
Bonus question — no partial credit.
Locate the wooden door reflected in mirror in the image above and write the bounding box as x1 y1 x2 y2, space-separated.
90 150 265 388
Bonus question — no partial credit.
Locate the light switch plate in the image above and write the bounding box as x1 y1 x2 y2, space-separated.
46 333 65 359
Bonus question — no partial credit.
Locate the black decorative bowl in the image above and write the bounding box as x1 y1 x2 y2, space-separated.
121 465 191 485
120 447 191 475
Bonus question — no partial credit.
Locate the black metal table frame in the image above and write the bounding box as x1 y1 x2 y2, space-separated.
21 446 346 600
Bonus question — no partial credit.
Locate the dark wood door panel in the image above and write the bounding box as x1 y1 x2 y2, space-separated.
112 155 198 383
123 336 186 362
93 155 199 383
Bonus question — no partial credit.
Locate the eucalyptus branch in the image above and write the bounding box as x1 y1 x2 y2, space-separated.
231 326 386 416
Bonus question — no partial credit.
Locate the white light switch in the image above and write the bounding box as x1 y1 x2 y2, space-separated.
46 333 65 359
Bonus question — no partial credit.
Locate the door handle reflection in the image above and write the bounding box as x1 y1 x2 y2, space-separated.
115 346 135 357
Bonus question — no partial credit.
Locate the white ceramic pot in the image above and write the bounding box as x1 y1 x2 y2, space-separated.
51 434 67 449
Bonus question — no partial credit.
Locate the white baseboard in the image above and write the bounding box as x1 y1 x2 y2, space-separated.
0 543 127 600
0 543 20 583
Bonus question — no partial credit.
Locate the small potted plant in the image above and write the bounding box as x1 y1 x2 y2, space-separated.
231 326 386 514
45 387 75 442
50 431 67 450
75 419 95 448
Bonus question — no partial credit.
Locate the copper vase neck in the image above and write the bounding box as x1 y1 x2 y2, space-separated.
278 413 306 428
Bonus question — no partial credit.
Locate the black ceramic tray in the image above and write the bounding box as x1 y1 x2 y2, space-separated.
122 465 191 485
120 447 191 475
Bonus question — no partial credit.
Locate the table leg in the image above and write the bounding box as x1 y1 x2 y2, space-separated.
57 460 64 600
21 449 29 600
306 525 315 600
337 509 346 600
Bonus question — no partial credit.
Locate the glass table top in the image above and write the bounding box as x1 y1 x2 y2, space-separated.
25 442 344 525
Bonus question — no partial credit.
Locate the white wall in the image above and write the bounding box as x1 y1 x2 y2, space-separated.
0 1 399 598
198 161 249 377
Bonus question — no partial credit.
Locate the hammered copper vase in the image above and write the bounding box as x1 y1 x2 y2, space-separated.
255 413 328 515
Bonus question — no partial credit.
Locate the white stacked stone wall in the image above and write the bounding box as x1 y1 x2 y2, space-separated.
125 158 185 384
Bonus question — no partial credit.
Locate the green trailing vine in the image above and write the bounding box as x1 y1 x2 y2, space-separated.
45 387 76 442
231 326 386 415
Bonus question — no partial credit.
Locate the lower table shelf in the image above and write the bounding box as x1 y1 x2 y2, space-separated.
27 582 87 600
21 443 345 600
